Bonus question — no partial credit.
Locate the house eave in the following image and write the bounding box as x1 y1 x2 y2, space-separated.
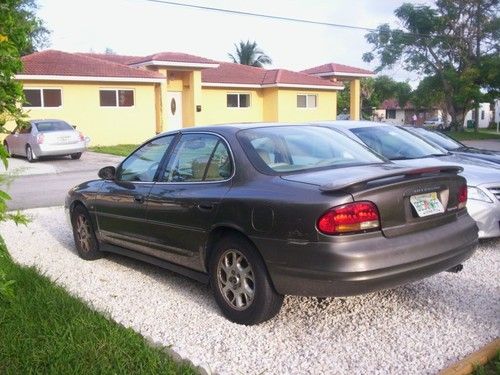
15 74 164 83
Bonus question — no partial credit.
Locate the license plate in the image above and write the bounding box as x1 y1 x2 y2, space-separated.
410 192 444 217
57 136 71 143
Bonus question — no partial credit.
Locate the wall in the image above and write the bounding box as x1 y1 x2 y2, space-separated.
275 89 337 123
464 103 493 128
198 87 264 125
19 80 157 145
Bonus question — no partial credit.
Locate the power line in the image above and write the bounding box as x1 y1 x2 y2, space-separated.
139 0 379 33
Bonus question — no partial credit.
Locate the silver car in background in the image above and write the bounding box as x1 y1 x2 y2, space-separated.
4 119 88 162
319 121 500 239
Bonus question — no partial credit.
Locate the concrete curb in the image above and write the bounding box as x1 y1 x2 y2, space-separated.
438 338 500 375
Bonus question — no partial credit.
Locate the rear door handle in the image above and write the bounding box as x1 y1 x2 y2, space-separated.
134 195 145 204
197 203 214 211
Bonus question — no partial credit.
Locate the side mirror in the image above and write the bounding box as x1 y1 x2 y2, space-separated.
98 166 116 180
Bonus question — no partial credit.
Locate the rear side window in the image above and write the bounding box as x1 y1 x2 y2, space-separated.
238 126 383 174
35 121 73 132
163 134 232 182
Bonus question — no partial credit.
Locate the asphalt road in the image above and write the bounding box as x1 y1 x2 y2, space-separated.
462 140 500 151
3 152 123 210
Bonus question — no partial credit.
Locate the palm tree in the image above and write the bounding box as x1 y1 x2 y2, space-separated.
228 40 272 67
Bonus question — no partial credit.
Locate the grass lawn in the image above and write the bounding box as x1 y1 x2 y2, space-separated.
0 243 195 375
473 351 500 375
447 129 500 141
89 144 138 157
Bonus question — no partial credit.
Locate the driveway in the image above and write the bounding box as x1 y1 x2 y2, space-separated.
1 152 123 210
1 206 498 375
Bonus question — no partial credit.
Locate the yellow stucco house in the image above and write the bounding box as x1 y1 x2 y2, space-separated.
15 50 373 145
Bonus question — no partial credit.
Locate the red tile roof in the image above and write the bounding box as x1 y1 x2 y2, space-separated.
76 53 143 65
380 99 415 110
202 62 343 88
130 52 219 66
21 50 163 80
301 62 374 76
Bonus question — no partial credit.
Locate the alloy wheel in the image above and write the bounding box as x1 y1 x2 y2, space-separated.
75 214 92 253
217 249 255 310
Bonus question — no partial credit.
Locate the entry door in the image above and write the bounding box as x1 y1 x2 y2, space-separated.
166 91 183 131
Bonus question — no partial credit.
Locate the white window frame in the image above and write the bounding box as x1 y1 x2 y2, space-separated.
99 88 135 108
23 87 63 108
297 94 318 109
226 93 251 108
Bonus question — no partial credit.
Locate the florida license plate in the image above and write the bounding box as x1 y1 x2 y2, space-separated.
410 192 444 217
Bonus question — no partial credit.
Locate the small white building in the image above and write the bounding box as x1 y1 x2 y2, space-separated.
464 103 493 128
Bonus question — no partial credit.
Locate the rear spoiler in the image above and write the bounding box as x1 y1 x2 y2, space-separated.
319 165 463 192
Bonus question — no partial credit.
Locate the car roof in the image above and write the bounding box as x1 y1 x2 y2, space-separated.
156 122 338 137
312 120 391 129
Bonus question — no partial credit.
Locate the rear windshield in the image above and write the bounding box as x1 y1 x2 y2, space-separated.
35 121 73 132
351 126 447 160
409 128 462 150
237 126 384 174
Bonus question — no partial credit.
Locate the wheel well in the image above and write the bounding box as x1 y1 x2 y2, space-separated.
204 226 259 272
69 200 86 222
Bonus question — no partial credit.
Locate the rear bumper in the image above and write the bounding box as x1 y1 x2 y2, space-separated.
253 213 478 297
35 142 86 157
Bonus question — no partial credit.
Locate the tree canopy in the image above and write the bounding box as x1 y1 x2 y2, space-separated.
228 40 272 67
363 0 500 129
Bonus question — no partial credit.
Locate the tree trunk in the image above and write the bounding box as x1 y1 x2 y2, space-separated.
474 102 480 132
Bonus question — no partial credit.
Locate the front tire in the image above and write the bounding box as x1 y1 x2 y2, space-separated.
209 235 284 325
26 145 36 163
71 152 82 160
71 205 103 260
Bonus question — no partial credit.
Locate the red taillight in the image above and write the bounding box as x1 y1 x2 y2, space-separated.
79 131 84 141
458 184 467 209
317 201 380 235
36 134 44 144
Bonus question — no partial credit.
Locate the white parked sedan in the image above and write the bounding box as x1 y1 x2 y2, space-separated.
4 119 88 162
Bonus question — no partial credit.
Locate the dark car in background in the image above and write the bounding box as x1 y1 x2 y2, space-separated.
66 124 477 325
402 126 500 165
5 119 88 162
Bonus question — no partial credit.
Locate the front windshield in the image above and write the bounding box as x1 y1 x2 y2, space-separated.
351 126 447 160
238 126 384 174
410 128 463 151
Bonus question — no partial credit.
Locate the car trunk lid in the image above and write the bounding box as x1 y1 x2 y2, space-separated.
41 130 81 145
281 164 466 238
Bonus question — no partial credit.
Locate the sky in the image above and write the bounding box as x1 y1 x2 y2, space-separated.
36 0 425 85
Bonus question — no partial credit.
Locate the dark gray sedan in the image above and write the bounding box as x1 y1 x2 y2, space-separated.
65 124 477 325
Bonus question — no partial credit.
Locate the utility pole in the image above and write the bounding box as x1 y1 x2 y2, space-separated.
473 0 481 133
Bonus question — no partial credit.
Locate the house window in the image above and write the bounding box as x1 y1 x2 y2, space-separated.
99 89 134 107
23 89 62 107
481 110 485 120
386 109 396 119
227 93 250 108
297 94 317 108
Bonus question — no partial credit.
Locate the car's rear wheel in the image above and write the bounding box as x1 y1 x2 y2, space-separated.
71 153 82 160
209 235 284 325
71 205 103 260
26 144 36 163
4 142 10 157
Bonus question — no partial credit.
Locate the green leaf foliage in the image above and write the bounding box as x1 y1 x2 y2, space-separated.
364 0 500 129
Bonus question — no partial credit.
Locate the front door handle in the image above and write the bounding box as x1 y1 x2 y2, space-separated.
134 195 145 204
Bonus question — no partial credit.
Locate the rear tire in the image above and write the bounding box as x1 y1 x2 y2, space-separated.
71 205 103 260
209 235 284 325
26 144 36 163
71 152 82 160
4 142 10 157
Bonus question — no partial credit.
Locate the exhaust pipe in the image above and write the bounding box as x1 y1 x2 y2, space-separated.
446 264 463 273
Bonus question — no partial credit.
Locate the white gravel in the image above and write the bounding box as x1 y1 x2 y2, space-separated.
1 206 499 375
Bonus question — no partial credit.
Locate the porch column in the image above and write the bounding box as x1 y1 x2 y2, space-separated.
350 79 361 121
